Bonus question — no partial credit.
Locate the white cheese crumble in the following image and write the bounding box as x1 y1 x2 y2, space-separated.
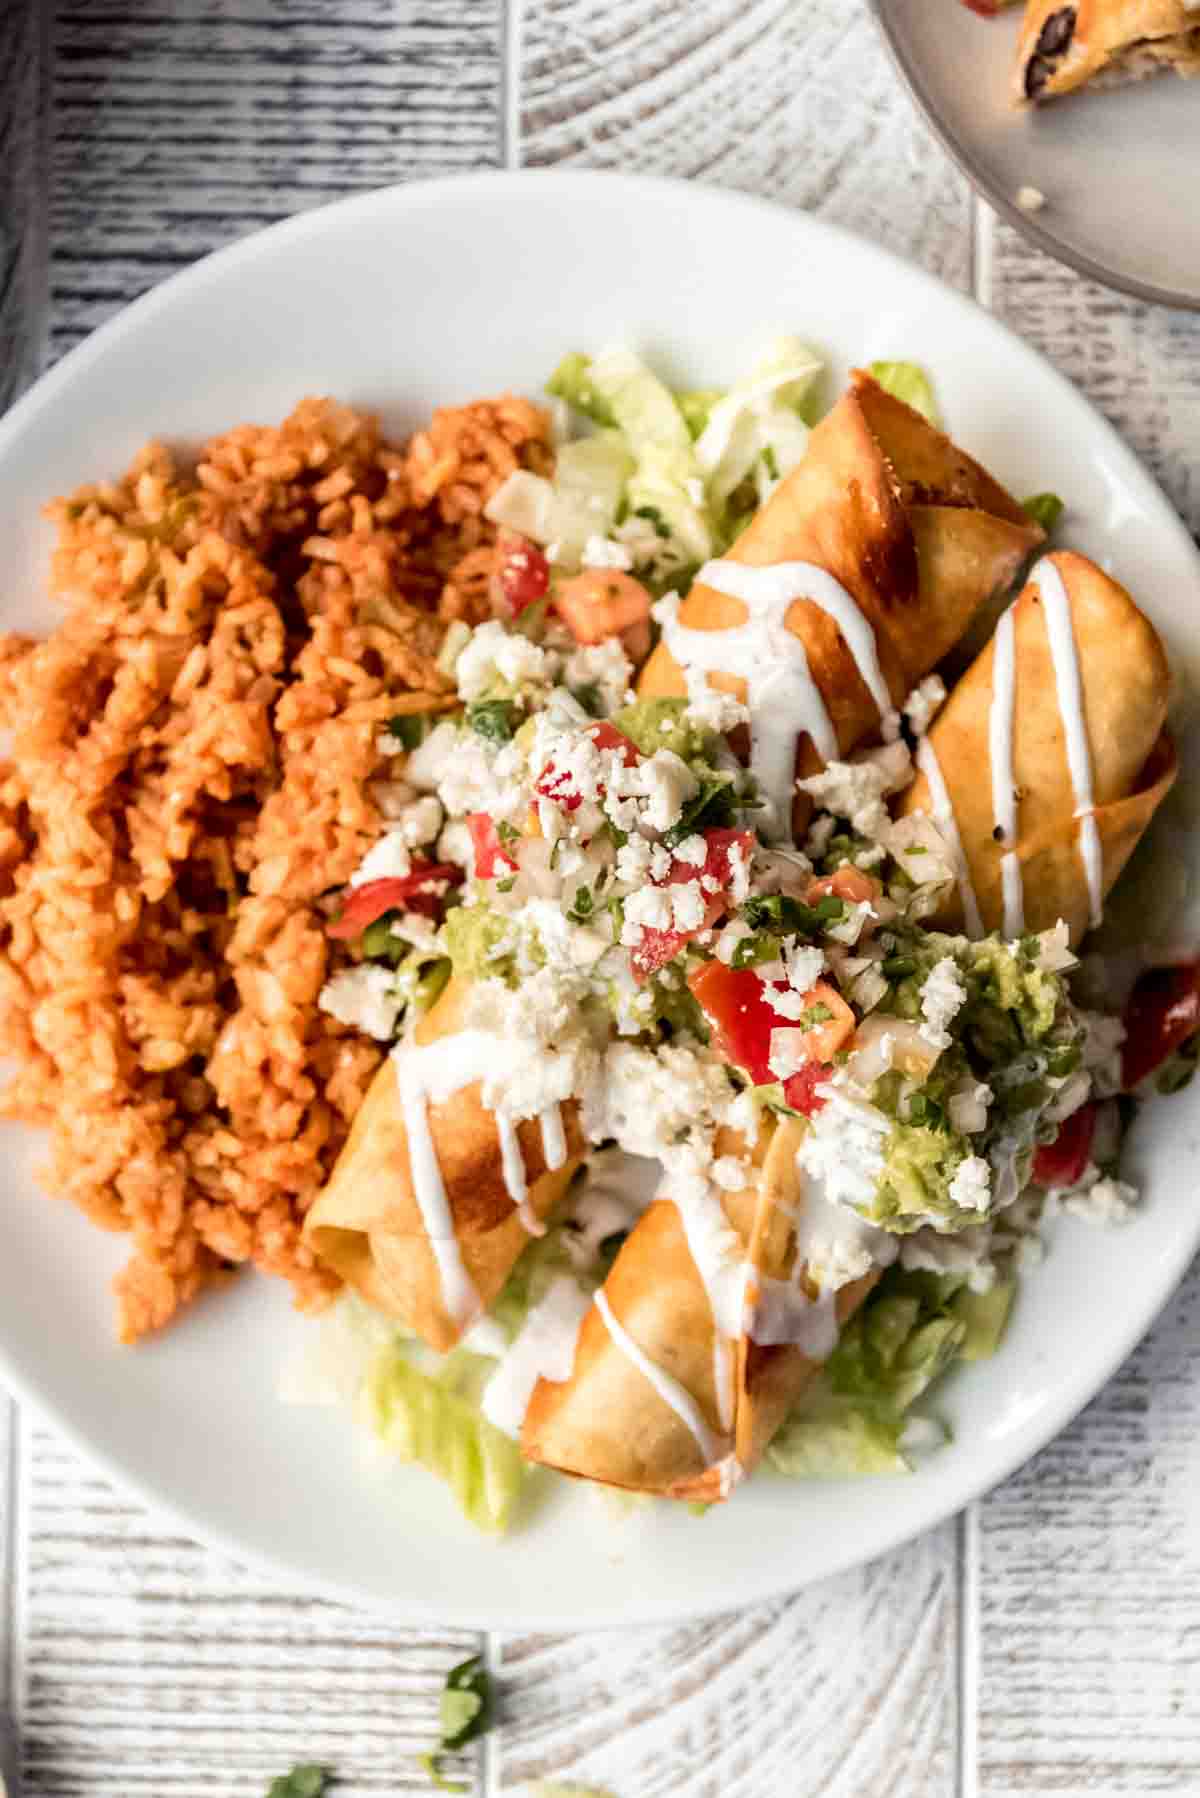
318 966 406 1041
919 956 968 1052
580 534 634 572
947 1154 992 1214
902 674 946 737
563 638 633 715
455 619 553 704
348 829 411 887
1016 185 1046 213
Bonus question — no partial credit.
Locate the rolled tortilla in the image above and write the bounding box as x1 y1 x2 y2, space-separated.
897 550 1177 944
521 1119 877 1500
1016 1 1200 103
305 977 585 1352
638 370 1042 835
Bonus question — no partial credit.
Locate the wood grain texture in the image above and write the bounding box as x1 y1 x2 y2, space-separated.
0 0 51 409
985 218 1200 537
976 210 1200 1796
15 1421 482 1797
495 1523 961 1796
47 0 505 359
519 0 974 290
978 1264 1200 1795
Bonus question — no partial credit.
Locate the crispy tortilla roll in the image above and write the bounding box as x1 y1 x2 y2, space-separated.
1016 1 1200 103
638 371 1042 829
305 977 585 1352
522 1121 876 1501
898 550 1177 944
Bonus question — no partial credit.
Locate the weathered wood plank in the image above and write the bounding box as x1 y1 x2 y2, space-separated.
977 213 1200 1794
520 0 974 290
46 0 505 359
0 0 51 409
16 1421 482 1797
495 1524 961 1797
984 217 1200 537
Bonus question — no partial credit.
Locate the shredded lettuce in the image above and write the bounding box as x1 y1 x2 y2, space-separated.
546 351 618 426
770 1266 1013 1479
583 348 713 567
485 435 634 569
867 360 940 425
695 335 822 515
363 1351 526 1534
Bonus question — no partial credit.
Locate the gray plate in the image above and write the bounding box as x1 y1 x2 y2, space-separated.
870 0 1200 310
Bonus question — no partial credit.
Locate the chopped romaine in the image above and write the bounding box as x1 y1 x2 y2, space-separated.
364 1351 526 1533
867 360 940 425
1022 492 1064 532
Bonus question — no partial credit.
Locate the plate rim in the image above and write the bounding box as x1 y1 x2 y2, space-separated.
867 0 1200 314
1 166 1199 1628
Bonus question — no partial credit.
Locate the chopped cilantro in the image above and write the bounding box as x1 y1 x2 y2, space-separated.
661 773 737 850
739 893 846 935
416 1653 493 1792
266 1768 332 1798
495 875 517 893
467 699 519 743
570 681 605 718
1023 492 1065 533
496 819 521 846
632 504 670 539
761 444 780 481
882 956 916 980
731 932 783 970
796 1002 834 1032
567 886 595 923
387 712 430 751
1045 1042 1082 1077
906 1092 948 1131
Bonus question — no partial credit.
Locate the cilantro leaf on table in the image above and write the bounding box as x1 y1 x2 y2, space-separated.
266 1767 332 1798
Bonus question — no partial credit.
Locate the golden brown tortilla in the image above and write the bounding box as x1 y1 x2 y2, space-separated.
897 549 1177 943
1016 0 1200 103
305 977 585 1352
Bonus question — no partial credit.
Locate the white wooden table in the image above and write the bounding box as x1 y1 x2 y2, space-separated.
2 4 1199 1793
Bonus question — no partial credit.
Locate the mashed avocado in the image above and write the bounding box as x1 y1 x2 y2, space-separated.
966 938 1060 1042
612 697 717 767
442 904 519 983
868 1121 975 1232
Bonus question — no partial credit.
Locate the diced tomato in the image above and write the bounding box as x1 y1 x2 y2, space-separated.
1122 961 1200 1091
496 532 549 618
466 812 518 881
554 568 652 648
534 719 642 813
782 1060 833 1118
327 863 461 938
806 868 881 909
961 0 1000 14
1032 1101 1097 1189
630 827 756 981
688 961 854 1087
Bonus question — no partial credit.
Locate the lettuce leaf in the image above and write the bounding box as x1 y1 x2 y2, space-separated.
1022 491 1064 532
695 335 822 516
769 1264 1013 1479
363 1352 526 1534
867 360 940 425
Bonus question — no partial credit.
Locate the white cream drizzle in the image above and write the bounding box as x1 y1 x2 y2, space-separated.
393 1034 565 1326
1035 558 1104 930
662 559 898 839
744 1272 839 1356
480 1276 591 1439
915 736 985 940
712 1334 736 1435
594 1288 728 1467
988 605 1025 937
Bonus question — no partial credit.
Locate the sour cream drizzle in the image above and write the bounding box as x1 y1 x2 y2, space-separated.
988 605 1025 937
594 1288 727 1466
392 1033 568 1322
1035 558 1103 930
915 736 985 940
662 559 899 839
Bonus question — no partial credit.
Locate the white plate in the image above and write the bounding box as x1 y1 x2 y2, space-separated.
1 171 1198 1630
870 0 1200 311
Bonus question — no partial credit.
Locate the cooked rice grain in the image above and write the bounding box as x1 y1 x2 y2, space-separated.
0 393 551 1340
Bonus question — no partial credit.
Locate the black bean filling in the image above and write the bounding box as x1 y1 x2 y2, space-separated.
1025 6 1076 97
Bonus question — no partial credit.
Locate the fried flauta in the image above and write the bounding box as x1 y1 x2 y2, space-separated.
897 550 1177 944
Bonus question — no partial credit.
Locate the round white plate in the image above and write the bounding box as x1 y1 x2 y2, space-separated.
870 0 1200 311
1 171 1198 1630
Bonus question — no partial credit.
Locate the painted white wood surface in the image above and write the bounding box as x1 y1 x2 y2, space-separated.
1 4 1199 1797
